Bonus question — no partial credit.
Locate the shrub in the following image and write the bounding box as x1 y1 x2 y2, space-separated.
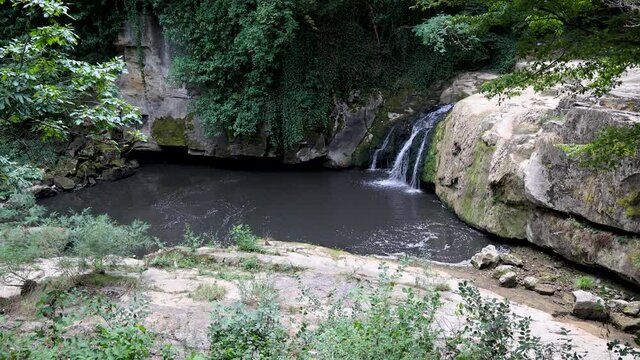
449 282 585 359
575 276 596 290
231 224 261 253
207 300 288 360
0 289 154 359
46 211 154 274
307 266 442 359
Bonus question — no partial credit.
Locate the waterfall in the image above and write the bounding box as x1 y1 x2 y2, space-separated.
369 126 396 170
385 105 453 189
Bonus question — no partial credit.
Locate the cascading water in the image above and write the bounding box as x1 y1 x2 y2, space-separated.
369 126 396 170
377 104 452 190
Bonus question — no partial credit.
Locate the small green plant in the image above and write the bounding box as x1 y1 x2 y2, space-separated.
182 224 205 250
575 276 596 290
240 255 260 272
231 224 261 253
433 281 451 292
190 283 226 302
238 278 277 307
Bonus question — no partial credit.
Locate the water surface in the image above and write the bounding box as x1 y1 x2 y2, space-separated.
42 164 496 263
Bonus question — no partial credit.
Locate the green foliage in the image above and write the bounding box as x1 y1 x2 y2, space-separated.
559 125 640 169
0 290 154 359
575 276 596 290
45 210 154 273
450 282 585 359
415 0 640 98
207 299 288 360
231 224 261 252
0 0 142 141
150 0 500 149
307 265 442 359
0 156 40 198
0 209 153 288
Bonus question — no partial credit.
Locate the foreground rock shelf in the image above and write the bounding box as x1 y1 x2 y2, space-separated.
1 241 636 357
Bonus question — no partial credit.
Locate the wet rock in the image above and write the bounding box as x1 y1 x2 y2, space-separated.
533 284 556 296
623 302 640 317
470 245 500 269
55 158 78 176
500 253 524 267
100 166 135 181
28 185 57 199
53 176 75 191
572 290 608 321
492 265 515 279
523 276 538 289
498 272 517 288
610 313 640 332
129 159 140 169
608 299 630 312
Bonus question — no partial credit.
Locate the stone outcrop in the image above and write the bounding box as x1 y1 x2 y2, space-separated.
116 18 435 167
426 70 640 285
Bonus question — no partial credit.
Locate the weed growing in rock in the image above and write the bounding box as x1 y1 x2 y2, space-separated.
231 224 261 253
190 283 226 302
576 276 596 290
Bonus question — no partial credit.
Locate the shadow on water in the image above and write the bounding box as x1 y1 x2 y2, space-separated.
41 161 498 263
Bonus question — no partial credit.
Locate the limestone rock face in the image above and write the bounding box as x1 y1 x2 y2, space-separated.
115 18 399 167
427 70 640 285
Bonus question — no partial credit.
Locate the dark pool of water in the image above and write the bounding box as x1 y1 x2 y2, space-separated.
41 164 496 263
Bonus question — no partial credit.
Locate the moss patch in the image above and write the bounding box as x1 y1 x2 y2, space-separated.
422 118 446 185
617 188 640 218
151 117 187 147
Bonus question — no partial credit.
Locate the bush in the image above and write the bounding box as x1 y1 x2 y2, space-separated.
0 290 153 359
231 224 261 253
207 300 288 360
46 211 154 274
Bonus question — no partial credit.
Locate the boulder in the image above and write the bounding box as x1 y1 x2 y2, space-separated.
533 284 556 296
498 272 518 288
499 253 524 267
623 302 640 317
522 276 538 289
53 176 75 191
28 185 57 199
572 290 608 321
492 265 515 279
55 158 78 177
470 245 500 269
100 166 135 182
608 299 630 312
610 313 640 332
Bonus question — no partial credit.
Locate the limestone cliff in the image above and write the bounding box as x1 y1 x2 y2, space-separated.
115 18 437 167
425 71 640 284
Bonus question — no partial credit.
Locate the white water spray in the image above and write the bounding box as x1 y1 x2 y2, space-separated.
384 105 453 190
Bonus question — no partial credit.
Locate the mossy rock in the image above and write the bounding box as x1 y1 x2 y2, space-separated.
152 117 187 147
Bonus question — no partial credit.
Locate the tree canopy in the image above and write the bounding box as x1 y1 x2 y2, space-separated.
414 0 640 98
